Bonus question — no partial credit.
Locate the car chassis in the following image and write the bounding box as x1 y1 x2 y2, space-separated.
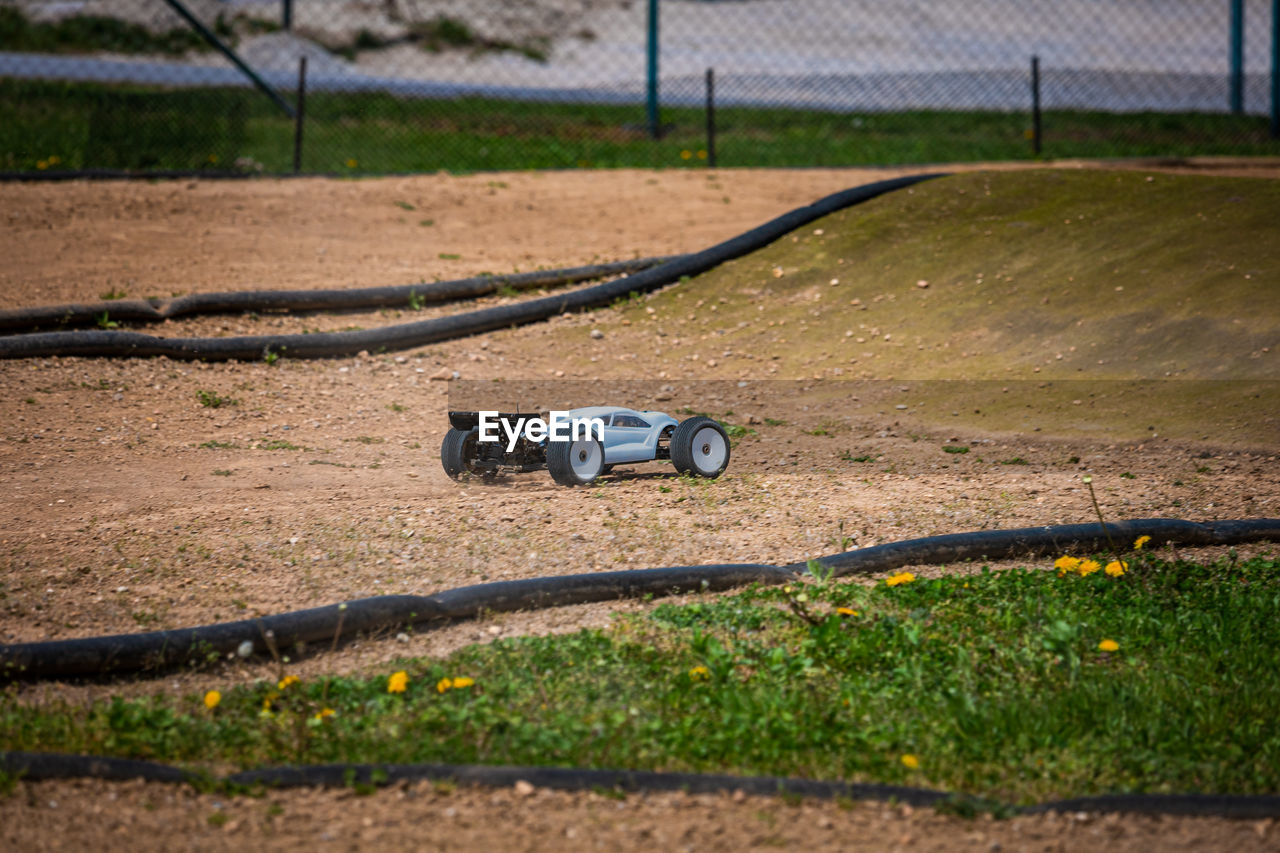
441 406 730 486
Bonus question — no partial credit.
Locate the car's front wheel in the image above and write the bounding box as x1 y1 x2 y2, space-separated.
671 416 730 478
547 437 606 486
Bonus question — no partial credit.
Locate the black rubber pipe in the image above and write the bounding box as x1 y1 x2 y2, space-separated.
795 518 1280 577
2 518 1275 682
0 257 678 332
4 751 1280 818
0 174 944 360
0 565 791 680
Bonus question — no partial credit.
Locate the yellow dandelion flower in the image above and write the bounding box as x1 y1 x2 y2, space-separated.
688 665 710 681
261 696 274 713
48 155 61 165
900 754 920 770
1078 559 1101 577
278 674 300 690
680 149 694 160
1054 556 1081 573
345 158 358 169
207 154 219 164
451 677 475 689
1104 560 1127 577
885 571 916 587
204 690 221 710
387 670 409 693
36 160 48 170
436 677 453 694
1134 535 1151 550
836 607 858 616
313 707 336 721
1098 639 1119 652
697 150 708 160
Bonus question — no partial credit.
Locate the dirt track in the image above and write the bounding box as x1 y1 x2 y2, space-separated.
1 160 1278 850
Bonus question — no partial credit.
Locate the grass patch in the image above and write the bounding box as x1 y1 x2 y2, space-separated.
257 439 301 451
5 554 1277 804
196 390 237 409
3 77 1277 174
0 7 209 57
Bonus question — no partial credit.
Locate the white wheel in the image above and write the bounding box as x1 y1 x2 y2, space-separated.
547 437 605 486
671 417 730 478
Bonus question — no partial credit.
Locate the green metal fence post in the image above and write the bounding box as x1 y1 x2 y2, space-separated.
1231 0 1245 113
647 0 660 139
293 55 307 174
1273 0 1280 137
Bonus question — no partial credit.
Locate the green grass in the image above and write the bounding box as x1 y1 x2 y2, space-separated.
3 77 1277 174
4 554 1277 804
0 7 211 57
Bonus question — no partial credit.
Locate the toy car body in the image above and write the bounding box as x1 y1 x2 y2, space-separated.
441 406 730 486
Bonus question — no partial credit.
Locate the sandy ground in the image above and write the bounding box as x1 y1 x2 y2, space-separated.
1 160 1278 849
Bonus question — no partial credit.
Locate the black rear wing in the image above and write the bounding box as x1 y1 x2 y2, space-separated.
448 410 547 433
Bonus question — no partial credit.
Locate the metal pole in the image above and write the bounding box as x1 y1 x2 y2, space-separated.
646 0 660 139
705 67 716 168
1231 0 1245 114
1273 0 1280 137
283 0 293 31
293 55 307 174
1031 55 1042 156
160 0 294 117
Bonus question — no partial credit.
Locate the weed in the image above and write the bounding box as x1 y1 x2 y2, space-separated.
841 451 878 463
388 403 406 413
407 290 425 310
394 200 415 211
943 445 969 455
99 287 127 300
763 417 787 426
212 469 233 476
438 253 461 260
1000 457 1029 465
803 559 835 584
419 219 435 227
199 440 238 449
1119 472 1136 479
345 436 385 445
258 439 301 451
830 521 856 552
197 390 237 408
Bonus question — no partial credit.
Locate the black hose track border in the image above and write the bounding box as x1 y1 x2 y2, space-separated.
3 751 1280 819
2 518 1276 682
0 173 944 360
0 257 681 332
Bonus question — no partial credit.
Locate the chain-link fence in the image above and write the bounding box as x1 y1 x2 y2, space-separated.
3 0 1278 175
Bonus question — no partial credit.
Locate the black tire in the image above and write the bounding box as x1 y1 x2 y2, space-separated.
547 437 606 486
671 417 730 478
441 427 479 480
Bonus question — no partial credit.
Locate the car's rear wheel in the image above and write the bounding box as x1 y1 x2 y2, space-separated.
547 437 606 486
441 427 480 480
671 416 730 478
